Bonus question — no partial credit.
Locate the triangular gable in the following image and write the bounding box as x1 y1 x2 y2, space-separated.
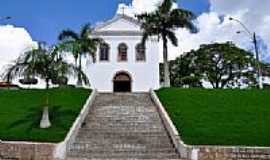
94 15 141 32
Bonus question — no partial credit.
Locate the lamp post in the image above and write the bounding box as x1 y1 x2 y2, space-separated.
229 17 263 89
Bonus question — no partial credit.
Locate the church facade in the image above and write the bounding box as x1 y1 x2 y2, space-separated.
86 14 160 92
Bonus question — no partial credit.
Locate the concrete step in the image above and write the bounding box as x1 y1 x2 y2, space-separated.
66 93 180 159
81 125 165 131
77 129 168 139
67 152 180 159
67 158 182 160
92 93 154 107
70 141 174 150
69 146 177 152
74 133 173 143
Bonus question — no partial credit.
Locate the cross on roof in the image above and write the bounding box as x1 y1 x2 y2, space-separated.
120 5 126 15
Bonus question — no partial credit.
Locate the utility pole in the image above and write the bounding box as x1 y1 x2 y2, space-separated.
253 32 263 89
229 17 263 89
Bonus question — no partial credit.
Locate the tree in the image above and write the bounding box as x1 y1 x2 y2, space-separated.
2 43 89 128
137 0 196 87
161 56 202 87
58 23 102 86
182 42 258 89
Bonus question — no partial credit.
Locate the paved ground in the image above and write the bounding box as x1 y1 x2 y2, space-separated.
67 93 181 160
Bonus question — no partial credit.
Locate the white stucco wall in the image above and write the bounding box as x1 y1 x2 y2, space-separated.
87 35 160 92
86 15 160 92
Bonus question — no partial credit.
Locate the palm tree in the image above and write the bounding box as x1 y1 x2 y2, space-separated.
137 0 196 87
58 23 102 86
2 43 89 128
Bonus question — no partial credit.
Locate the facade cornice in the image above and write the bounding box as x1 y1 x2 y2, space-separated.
92 31 143 36
93 14 141 33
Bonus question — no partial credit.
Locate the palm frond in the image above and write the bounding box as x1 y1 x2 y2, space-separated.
58 29 79 41
166 30 178 46
3 41 91 87
159 0 174 14
58 40 81 59
136 13 149 20
68 64 90 85
1 62 22 82
92 37 104 44
80 23 92 39
137 13 163 44
169 8 197 32
137 0 196 49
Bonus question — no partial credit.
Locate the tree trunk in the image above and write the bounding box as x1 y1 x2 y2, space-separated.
77 54 83 87
215 81 219 89
40 81 51 129
163 40 171 87
75 57 78 68
45 78 49 90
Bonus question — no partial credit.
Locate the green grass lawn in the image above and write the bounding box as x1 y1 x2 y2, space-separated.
156 88 270 146
0 87 91 143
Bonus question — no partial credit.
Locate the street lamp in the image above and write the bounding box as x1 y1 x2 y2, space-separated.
229 17 263 89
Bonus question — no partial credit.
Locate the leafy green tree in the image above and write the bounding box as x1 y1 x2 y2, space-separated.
58 23 102 86
2 43 89 128
182 42 258 89
137 0 196 87
160 56 202 88
261 63 270 77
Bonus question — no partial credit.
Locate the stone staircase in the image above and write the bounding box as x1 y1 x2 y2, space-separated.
67 93 181 160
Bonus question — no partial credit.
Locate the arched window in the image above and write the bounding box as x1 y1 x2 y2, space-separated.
118 43 128 62
136 43 146 61
99 43 110 61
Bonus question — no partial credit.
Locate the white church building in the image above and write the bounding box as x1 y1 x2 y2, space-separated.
86 14 160 93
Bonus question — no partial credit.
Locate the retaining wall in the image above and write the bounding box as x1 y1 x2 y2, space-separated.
196 146 270 160
150 89 270 160
0 89 97 160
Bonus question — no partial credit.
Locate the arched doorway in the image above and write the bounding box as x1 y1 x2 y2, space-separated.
113 72 132 92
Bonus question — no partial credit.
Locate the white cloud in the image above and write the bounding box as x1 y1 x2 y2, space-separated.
131 0 163 13
117 0 177 17
176 0 270 61
118 0 270 61
0 25 82 88
207 0 270 61
0 25 37 74
117 0 162 16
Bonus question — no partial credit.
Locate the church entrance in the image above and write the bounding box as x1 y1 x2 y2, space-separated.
113 72 132 92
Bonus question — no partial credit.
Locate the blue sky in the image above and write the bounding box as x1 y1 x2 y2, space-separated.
0 0 209 45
